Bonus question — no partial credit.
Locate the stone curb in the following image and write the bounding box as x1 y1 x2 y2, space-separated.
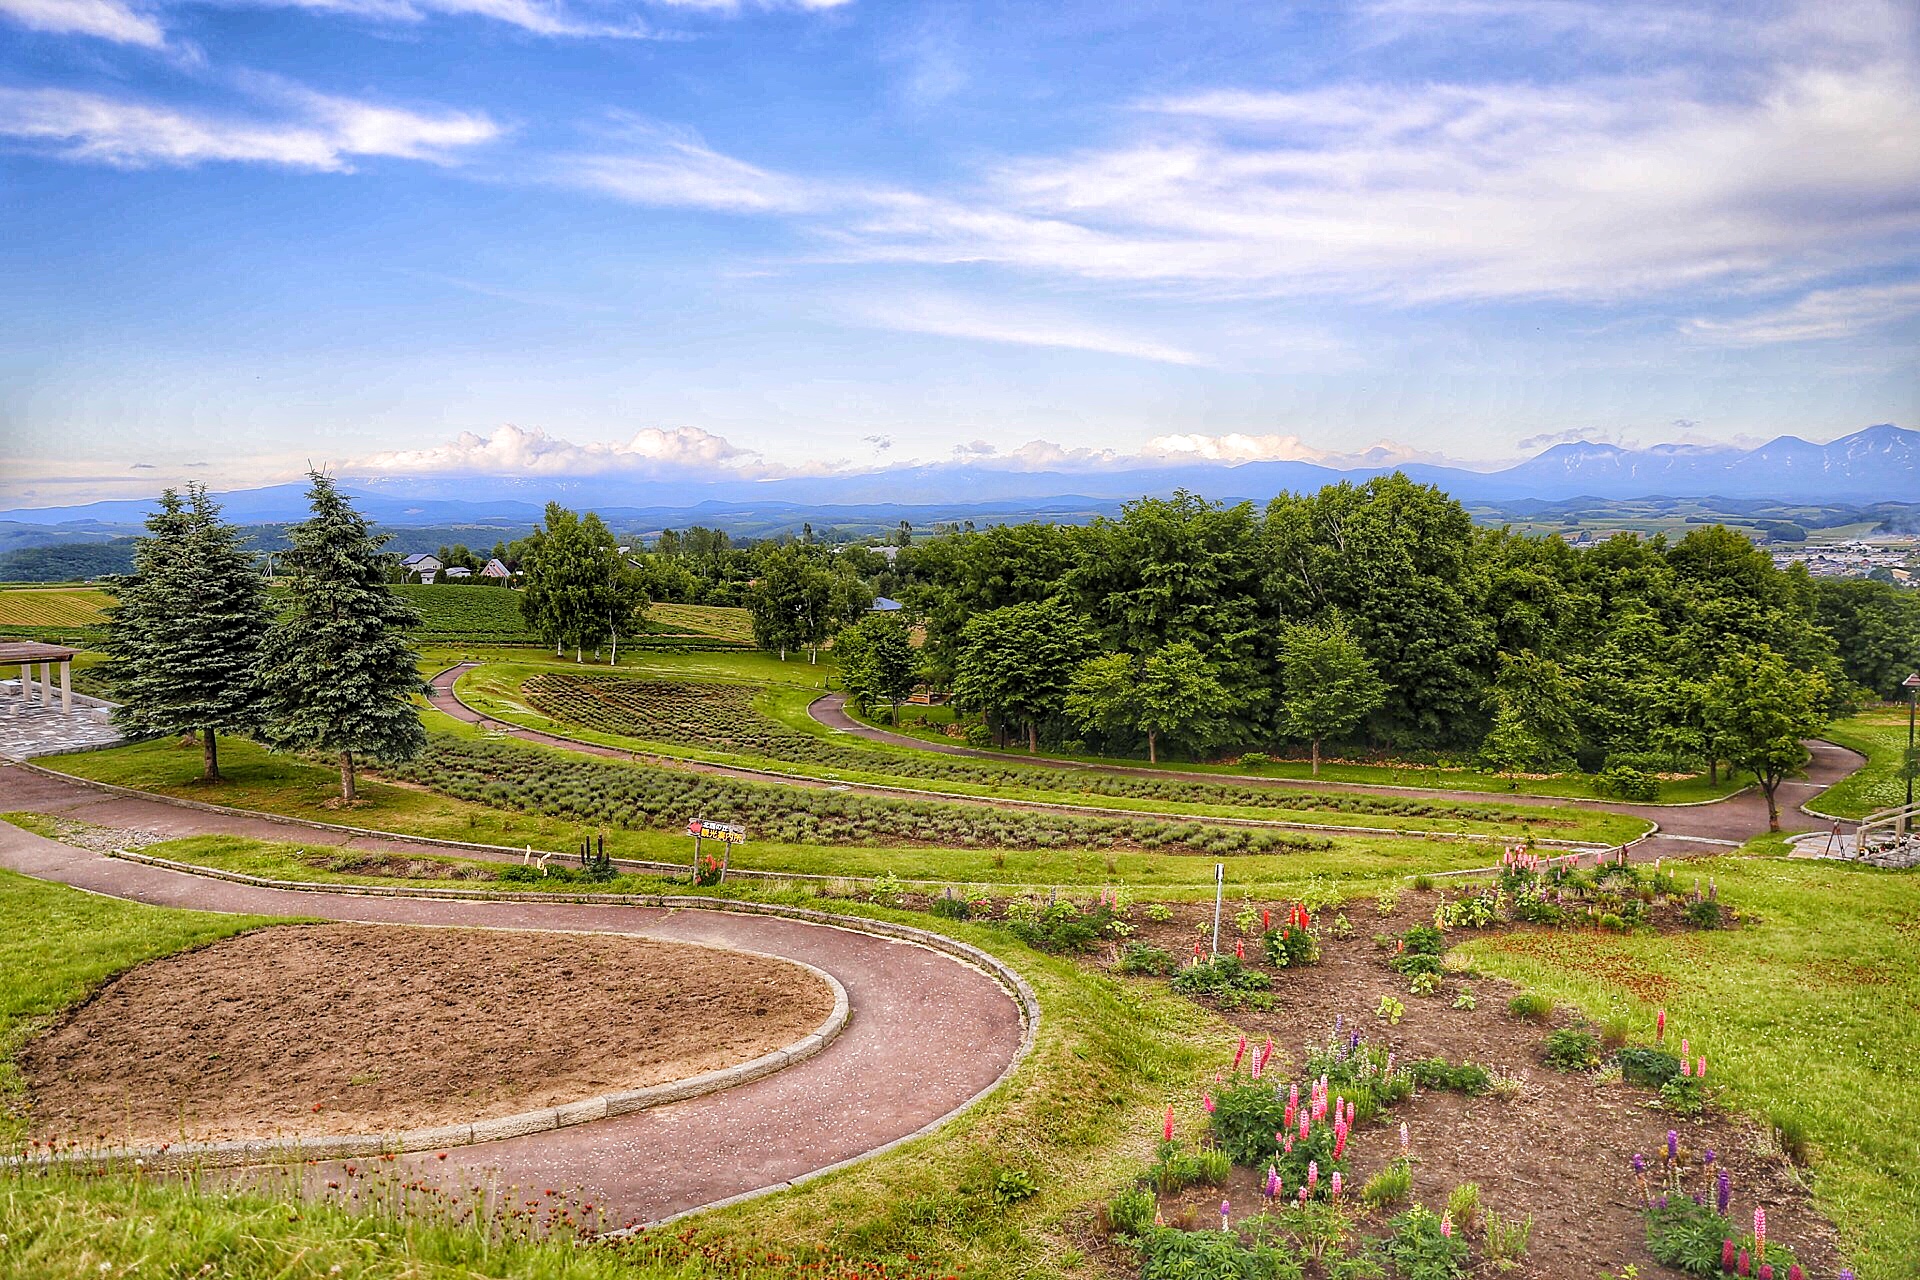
10 888 853 1173
440 667 1620 851
22 848 1042 1210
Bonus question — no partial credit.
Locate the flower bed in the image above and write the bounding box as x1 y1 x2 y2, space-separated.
520 673 1584 829
379 735 1338 855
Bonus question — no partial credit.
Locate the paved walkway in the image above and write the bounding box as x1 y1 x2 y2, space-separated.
0 797 1026 1229
807 693 1864 859
0 693 122 760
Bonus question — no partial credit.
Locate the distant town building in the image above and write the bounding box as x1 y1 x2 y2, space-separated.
444 566 472 580
869 596 904 612
480 558 511 581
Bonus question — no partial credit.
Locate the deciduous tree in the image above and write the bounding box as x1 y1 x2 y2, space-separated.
1704 645 1830 830
1277 616 1388 774
837 613 919 722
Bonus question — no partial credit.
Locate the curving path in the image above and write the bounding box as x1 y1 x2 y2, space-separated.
808 693 1864 859
0 776 1028 1230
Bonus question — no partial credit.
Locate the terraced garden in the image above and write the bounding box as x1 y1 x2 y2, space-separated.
510 671 1639 843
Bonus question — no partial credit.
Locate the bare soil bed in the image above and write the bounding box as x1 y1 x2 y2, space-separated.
21 923 834 1146
1066 893 1845 1280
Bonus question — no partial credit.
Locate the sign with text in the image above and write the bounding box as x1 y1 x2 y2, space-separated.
687 818 748 844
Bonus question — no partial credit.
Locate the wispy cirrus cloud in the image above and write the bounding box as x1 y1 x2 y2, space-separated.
558 121 823 212
1684 278 1920 345
0 84 500 169
851 293 1209 366
0 0 165 45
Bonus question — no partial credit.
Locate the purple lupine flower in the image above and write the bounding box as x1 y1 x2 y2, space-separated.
1631 1153 1646 1174
1668 1130 1679 1162
1717 1169 1731 1215
1704 1149 1716 1166
1221 1200 1230 1231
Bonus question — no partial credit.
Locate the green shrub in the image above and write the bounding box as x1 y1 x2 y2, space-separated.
1361 1160 1412 1208
1401 924 1445 955
1409 1058 1492 1096
1683 898 1723 929
1508 993 1553 1022
1116 941 1179 976
962 722 996 749
496 863 541 882
1389 952 1442 976
1144 902 1175 922
929 893 971 920
1140 1228 1303 1280
1660 1072 1707 1115
1444 1182 1480 1229
1594 765 1661 802
1378 1205 1470 1280
1543 1028 1602 1071
1481 1208 1533 1271
1171 956 1275 1011
1616 1047 1682 1087
1238 752 1272 768
1108 1185 1156 1238
1263 922 1320 968
1644 1198 1734 1276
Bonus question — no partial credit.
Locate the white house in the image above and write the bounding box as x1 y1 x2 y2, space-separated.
445 566 472 580
400 553 442 583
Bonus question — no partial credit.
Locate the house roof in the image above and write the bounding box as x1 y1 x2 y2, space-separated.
445 566 472 577
870 596 904 611
400 553 439 567
0 640 82 663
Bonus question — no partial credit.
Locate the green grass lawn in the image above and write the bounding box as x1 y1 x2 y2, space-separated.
1456 838 1920 1280
451 663 1645 846
848 701 1746 805
37 731 1505 898
1812 704 1917 819
0 863 282 1147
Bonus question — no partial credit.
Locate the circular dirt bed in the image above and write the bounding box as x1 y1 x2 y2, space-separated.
22 923 835 1146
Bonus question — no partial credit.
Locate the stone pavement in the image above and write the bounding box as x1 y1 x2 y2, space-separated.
0 693 123 761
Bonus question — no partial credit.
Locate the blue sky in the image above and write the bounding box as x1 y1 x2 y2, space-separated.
2 0 1917 507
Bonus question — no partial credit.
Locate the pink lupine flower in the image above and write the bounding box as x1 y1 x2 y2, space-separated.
1698 1057 1707 1079
1262 909 1272 931
1787 1265 1802 1280
1739 1248 1750 1277
1759 1266 1773 1280
1682 1055 1692 1078
1235 940 1245 961
1164 1105 1174 1143
1307 1161 1318 1193
1297 1186 1307 1206
1233 1036 1247 1072
1723 1240 1736 1271
1440 1214 1453 1239
1330 1171 1342 1198
1258 1037 1274 1073
1299 1111 1310 1139
1681 1037 1691 1060
1203 1092 1215 1114
1754 1207 1766 1257
1656 1009 1666 1042
1399 1121 1409 1154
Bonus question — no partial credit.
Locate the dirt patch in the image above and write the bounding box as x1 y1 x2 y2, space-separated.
1070 893 1845 1280
21 923 834 1147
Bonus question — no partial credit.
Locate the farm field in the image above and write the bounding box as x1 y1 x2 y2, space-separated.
472 666 1644 845
0 586 111 641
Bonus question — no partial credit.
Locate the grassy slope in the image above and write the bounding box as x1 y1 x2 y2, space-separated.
0 837 1224 1280
38 731 1499 897
454 661 1645 846
1812 705 1916 819
0 861 281 1146
1456 839 1920 1280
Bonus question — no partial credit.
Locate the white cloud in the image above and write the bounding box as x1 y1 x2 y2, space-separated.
0 85 500 170
218 0 657 38
853 294 1209 366
355 423 762 476
0 0 165 45
1683 279 1920 344
560 122 821 211
1139 433 1451 468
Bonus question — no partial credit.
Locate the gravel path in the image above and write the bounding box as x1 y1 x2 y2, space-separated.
0 790 1027 1229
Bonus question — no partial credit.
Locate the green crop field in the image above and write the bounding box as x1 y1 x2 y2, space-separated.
0 587 112 629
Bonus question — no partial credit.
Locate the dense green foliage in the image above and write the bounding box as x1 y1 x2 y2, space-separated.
518 503 649 660
878 478 1905 768
836 613 919 719
746 541 871 661
257 472 427 801
104 485 272 780
0 539 136 582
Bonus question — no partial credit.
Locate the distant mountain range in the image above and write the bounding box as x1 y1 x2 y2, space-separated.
3 424 1913 532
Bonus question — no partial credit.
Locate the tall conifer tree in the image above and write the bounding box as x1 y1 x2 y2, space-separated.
105 485 271 781
259 471 426 801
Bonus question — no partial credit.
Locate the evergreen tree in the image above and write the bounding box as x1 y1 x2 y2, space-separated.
1277 616 1389 774
105 484 271 781
258 472 427 802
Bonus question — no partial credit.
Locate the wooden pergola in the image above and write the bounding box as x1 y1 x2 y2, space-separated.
0 640 81 716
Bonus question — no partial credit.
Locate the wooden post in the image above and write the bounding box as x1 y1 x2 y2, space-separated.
692 831 702 883
719 839 731 885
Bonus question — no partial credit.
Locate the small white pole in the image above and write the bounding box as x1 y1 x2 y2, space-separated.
1211 863 1224 957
